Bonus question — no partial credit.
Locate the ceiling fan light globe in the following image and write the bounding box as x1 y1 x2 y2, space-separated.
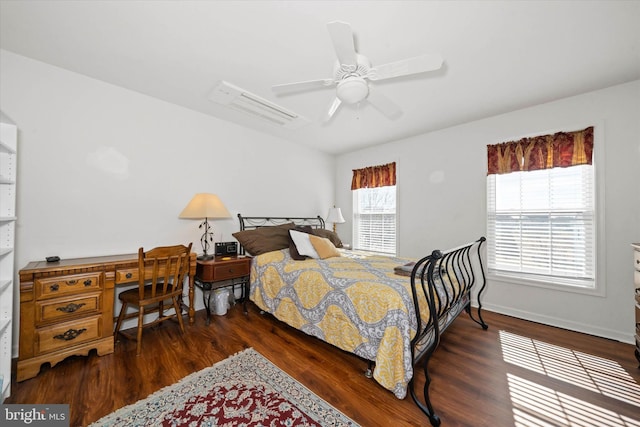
336 77 369 104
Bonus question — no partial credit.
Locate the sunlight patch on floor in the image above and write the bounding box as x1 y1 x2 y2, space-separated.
499 330 640 407
508 374 640 427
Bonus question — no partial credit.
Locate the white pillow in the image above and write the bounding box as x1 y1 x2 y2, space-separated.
289 230 319 259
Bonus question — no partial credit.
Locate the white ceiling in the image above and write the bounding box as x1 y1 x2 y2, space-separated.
1 1 639 154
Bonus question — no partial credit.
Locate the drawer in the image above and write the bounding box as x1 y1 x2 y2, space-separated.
635 249 640 272
35 272 102 300
35 315 102 355
211 261 250 281
35 292 101 325
115 268 138 284
117 263 187 284
635 269 640 287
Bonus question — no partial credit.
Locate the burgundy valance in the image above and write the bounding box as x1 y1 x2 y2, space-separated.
487 126 593 175
351 162 396 190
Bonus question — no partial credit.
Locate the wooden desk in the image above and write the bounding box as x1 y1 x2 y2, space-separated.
17 252 197 381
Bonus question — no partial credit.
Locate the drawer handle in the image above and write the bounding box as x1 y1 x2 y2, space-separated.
53 328 87 341
50 284 59 292
126 273 133 279
228 269 234 273
56 302 86 313
84 279 92 286
68 280 77 285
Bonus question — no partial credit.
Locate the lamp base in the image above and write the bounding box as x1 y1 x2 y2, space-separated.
197 254 214 261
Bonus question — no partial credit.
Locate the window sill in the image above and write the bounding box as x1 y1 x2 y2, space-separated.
488 272 605 297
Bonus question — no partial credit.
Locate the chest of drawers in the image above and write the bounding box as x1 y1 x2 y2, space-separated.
18 261 116 382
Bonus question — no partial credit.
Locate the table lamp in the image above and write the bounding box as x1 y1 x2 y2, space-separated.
326 207 345 233
179 193 231 260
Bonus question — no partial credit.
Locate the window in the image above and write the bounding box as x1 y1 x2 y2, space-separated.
353 186 396 254
351 162 397 255
487 164 595 288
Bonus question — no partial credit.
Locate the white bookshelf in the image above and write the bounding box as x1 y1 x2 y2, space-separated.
0 111 17 401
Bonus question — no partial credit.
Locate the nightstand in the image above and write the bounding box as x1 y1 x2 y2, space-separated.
195 256 251 325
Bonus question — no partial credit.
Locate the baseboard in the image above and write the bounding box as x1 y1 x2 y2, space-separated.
479 302 634 344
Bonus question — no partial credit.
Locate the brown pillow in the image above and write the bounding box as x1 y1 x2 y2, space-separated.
232 223 295 256
312 229 343 248
288 225 314 260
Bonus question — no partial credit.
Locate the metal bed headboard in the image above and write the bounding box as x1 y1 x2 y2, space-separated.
236 214 325 255
237 214 325 231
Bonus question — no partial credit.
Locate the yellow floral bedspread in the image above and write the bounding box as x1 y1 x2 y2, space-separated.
250 248 431 399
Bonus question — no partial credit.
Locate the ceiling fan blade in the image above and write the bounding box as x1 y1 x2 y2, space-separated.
367 87 402 119
272 78 335 95
322 97 342 123
327 21 357 67
368 54 443 81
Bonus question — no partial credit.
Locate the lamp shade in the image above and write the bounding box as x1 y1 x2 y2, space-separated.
326 207 345 224
179 193 231 219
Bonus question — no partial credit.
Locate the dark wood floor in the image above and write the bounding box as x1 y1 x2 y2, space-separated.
7 303 640 427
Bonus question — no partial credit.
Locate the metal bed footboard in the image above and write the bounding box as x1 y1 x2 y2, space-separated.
408 237 488 426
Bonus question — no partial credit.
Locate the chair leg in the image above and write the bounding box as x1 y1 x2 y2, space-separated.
173 296 185 334
136 306 145 356
114 301 128 338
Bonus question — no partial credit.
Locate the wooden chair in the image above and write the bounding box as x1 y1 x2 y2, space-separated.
114 243 192 355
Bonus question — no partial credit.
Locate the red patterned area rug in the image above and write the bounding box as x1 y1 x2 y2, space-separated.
89 348 359 426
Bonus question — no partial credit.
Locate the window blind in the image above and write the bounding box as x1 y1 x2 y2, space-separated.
353 186 396 254
487 164 595 287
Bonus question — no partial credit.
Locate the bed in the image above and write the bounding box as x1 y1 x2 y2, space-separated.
233 214 488 426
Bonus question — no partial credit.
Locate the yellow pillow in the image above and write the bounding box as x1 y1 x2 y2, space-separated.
308 234 341 259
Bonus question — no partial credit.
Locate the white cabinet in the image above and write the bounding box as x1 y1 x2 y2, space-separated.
0 111 17 401
633 243 640 366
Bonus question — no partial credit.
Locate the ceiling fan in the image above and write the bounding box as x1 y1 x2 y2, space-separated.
272 21 444 122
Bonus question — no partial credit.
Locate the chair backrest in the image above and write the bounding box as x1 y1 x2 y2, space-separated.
137 243 192 301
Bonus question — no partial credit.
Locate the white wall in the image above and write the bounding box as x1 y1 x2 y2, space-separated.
336 80 640 343
0 50 335 354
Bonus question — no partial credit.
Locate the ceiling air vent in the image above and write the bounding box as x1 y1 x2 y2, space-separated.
209 81 310 130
